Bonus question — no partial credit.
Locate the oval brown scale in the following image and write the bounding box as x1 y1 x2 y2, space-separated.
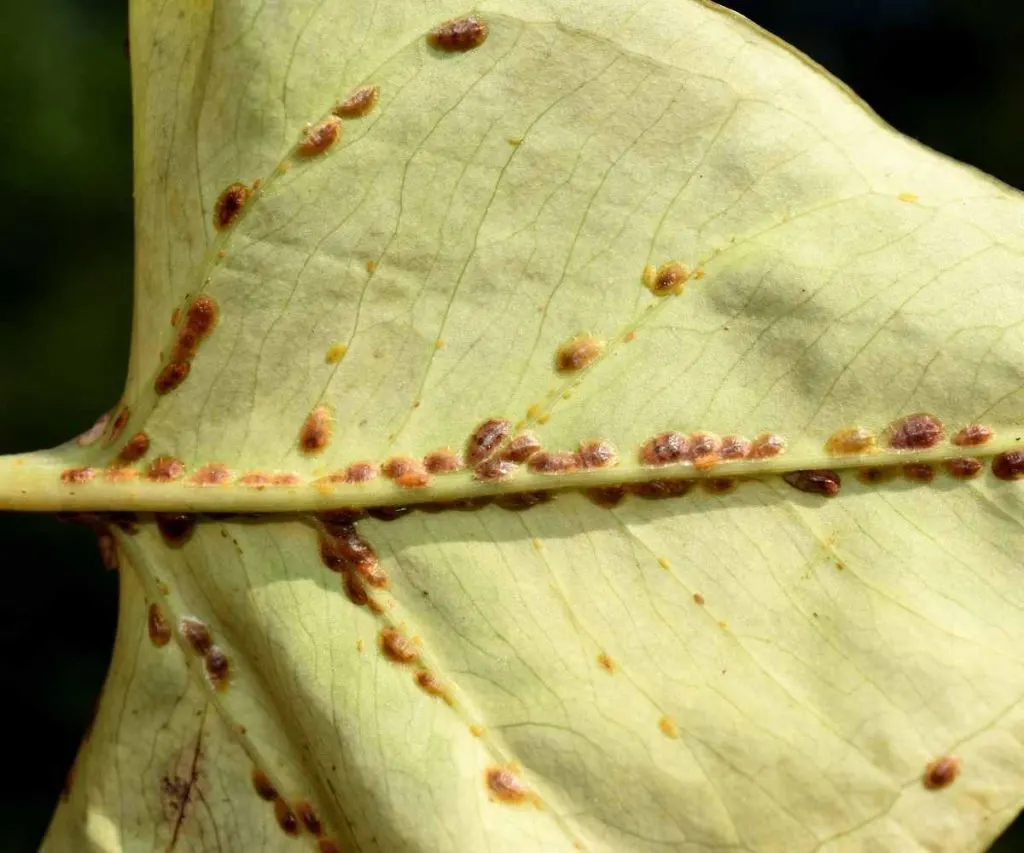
154 361 190 395
270 472 300 487
333 84 380 119
355 555 388 589
693 592 705 606
993 450 1024 481
381 456 420 480
397 468 431 489
95 529 117 570
252 769 278 801
182 295 218 347
902 463 936 483
597 653 616 674
380 629 419 664
466 418 511 465
923 755 961 790
155 512 196 546
423 449 462 474
501 432 541 463
345 462 377 483
857 466 899 485
299 407 332 455
474 457 516 482
296 116 342 157
585 486 626 508
343 570 369 606
576 440 617 470
427 15 488 52
239 472 271 489
887 413 944 450
825 426 875 455
117 431 150 464
783 470 841 497
718 435 750 461
295 801 322 836
325 524 376 568
179 617 212 655
367 505 413 522
629 479 693 500
191 463 231 486
646 261 689 296
527 451 578 475
204 646 230 690
107 407 130 445
689 432 720 470
274 798 301 836
213 182 251 230
485 767 530 804
945 458 983 479
702 478 737 495
749 433 786 459
952 424 993 447
495 491 553 511
639 432 688 466
415 670 448 699
104 466 139 483
61 467 95 485
555 335 604 373
319 508 367 526
148 456 185 482
147 603 171 647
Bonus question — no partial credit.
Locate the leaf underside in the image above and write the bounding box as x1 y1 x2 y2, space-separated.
26 1 1024 851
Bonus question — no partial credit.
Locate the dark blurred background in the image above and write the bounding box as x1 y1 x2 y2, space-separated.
0 0 1020 849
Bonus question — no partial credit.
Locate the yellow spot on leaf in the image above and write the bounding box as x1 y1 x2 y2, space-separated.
325 343 347 364
659 716 680 739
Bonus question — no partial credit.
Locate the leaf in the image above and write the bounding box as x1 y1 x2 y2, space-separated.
9 0 1022 850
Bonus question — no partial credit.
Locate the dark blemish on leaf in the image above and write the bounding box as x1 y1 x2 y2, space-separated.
749 433 786 459
180 617 212 655
297 116 342 157
156 513 196 547
204 646 229 690
274 798 301 836
485 767 530 804
296 801 322 836
415 670 448 699
502 432 541 463
475 458 517 482
467 418 511 465
299 406 332 455
783 470 841 497
585 486 626 508
923 755 961 790
825 426 875 455
644 261 689 296
107 407 130 445
495 491 552 511
213 182 251 230
640 432 689 466
380 629 419 663
888 413 944 450
693 592 705 605
343 571 369 606
424 449 462 474
367 505 413 522
191 464 231 486
597 653 616 674
117 432 150 464
345 462 378 483
528 451 578 475
428 15 488 52
323 523 379 572
96 529 118 569
154 361 191 395
689 432 720 470
703 478 737 495
319 508 367 525
178 296 218 355
993 450 1024 481
576 440 617 469
334 84 380 119
61 467 95 485
718 435 751 460
111 513 139 534
77 411 110 446
252 769 277 801
902 463 936 483
953 425 993 447
148 456 185 482
148 603 171 647
858 466 899 485
629 479 693 500
945 458 983 479
555 335 604 373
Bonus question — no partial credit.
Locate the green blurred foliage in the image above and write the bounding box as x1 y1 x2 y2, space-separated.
0 0 1019 849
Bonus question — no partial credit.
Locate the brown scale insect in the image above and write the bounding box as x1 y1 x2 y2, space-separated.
415 670 447 699
887 413 944 450
107 407 130 445
826 426 875 455
213 182 251 230
367 505 413 522
295 801 322 836
689 432 720 470
116 431 150 464
270 472 300 487
485 767 530 804
299 407 332 455
154 362 191 395
191 463 231 486
343 571 369 606
923 755 961 790
945 458 983 479
318 841 342 853
274 798 301 836
718 435 751 461
179 296 218 355
952 424 993 447
474 458 516 482
423 449 462 474
205 646 230 690
296 116 342 157
644 261 689 296
702 478 737 495
585 486 626 508
344 462 377 483
639 432 688 466
239 472 272 489
396 468 431 489
494 491 553 511
333 84 380 119
857 466 899 485
993 450 1024 481
749 433 786 459
148 603 171 647
502 432 541 463
147 456 185 482
629 479 693 500
902 463 936 483
380 629 419 663
155 512 196 546
555 335 604 373
427 15 488 52
381 456 420 480
61 467 95 485
466 418 511 465
179 617 212 656
783 470 841 497
576 440 617 470
527 451 578 475
252 769 278 801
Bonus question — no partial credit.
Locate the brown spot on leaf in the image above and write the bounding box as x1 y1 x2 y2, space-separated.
252 769 277 801
299 407 332 455
397 467 431 489
180 617 212 656
274 797 301 836
659 716 680 739
148 456 185 482
191 463 231 486
343 571 369 606
923 755 961 790
415 670 448 699
485 767 530 804
783 470 841 497
993 451 1024 481
629 479 693 500
555 335 604 373
380 629 419 664
334 84 380 118
297 116 342 157
204 646 230 690
117 431 150 463
693 592 705 605
61 467 95 485
749 433 786 459
528 451 578 475
689 432 720 470
640 432 689 466
324 343 347 363
888 413 944 450
494 491 553 511
474 457 517 482
108 407 130 444
826 426 875 455
902 463 936 483
345 462 377 483
213 182 251 230
270 473 300 487
296 801 322 836
597 653 616 674
239 472 271 489
857 466 899 485
945 457 983 479
502 432 542 463
381 456 419 480
585 486 626 508
424 449 462 474
952 425 993 447
576 440 617 469
703 478 737 495
367 505 413 522
148 603 171 647
718 435 751 460
466 418 511 465
156 513 196 546
154 361 191 395
428 15 488 52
